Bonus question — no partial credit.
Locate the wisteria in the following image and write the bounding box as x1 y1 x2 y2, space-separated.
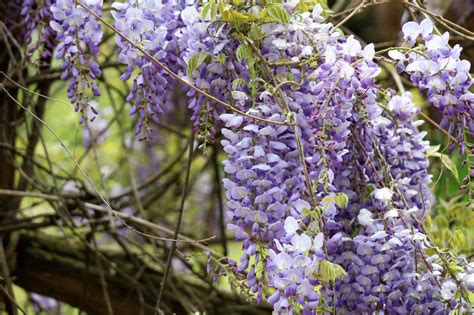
7 0 474 314
388 18 474 152
179 6 237 139
49 0 103 121
111 0 187 139
326 92 450 313
221 100 324 312
214 3 471 312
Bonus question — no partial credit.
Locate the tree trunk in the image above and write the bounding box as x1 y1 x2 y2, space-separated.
13 233 272 315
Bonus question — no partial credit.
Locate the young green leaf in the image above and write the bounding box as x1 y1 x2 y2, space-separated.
334 192 349 209
188 52 211 77
201 0 213 20
267 4 290 24
318 260 347 282
231 78 247 90
236 44 254 65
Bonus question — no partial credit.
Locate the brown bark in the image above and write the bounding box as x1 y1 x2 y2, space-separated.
12 233 272 315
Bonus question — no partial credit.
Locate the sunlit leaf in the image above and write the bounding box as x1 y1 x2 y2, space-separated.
267 4 290 24
318 260 347 282
188 52 211 77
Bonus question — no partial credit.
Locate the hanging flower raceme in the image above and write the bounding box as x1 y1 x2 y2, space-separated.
5 0 55 64
49 0 103 122
327 92 452 313
111 0 185 139
14 0 474 313
180 11 236 137
388 18 474 153
217 3 468 313
221 99 326 313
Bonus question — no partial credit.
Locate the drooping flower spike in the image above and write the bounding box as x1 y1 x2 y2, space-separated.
389 18 474 153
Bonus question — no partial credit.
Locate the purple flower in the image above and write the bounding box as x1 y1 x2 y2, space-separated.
389 18 474 152
50 0 103 122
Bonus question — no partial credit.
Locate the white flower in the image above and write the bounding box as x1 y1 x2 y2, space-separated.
339 61 355 78
273 38 290 50
284 216 299 235
219 114 243 128
274 252 293 270
440 280 457 299
313 232 324 251
384 209 399 219
311 4 323 18
181 6 200 26
464 273 474 291
426 32 449 51
426 77 446 91
402 19 433 40
402 21 421 40
372 187 393 203
412 232 427 241
292 199 311 213
343 36 361 57
388 50 406 61
301 46 313 56
325 46 337 64
84 0 103 6
362 43 375 60
284 0 299 9
357 208 374 226
291 234 312 252
231 91 249 102
406 60 440 75
419 19 434 37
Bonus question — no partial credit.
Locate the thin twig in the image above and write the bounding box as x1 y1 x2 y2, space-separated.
212 145 228 257
155 133 195 313
0 189 220 253
0 237 18 315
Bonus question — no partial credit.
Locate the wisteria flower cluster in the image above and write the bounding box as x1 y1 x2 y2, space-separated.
112 0 186 139
7 0 54 58
214 3 467 312
389 19 474 153
49 0 103 122
179 6 238 138
221 100 325 312
325 92 451 313
11 0 474 313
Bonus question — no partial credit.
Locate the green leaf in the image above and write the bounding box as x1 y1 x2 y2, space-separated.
257 7 267 19
216 53 226 64
440 154 459 181
236 44 253 65
210 0 217 19
426 144 441 156
296 0 331 13
267 4 290 24
318 260 347 282
218 0 227 15
249 23 266 40
188 52 211 77
367 183 377 194
448 261 464 273
321 195 332 205
302 206 312 218
334 192 349 209
427 147 459 181
201 0 213 20
433 215 449 228
449 229 466 251
231 78 246 90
